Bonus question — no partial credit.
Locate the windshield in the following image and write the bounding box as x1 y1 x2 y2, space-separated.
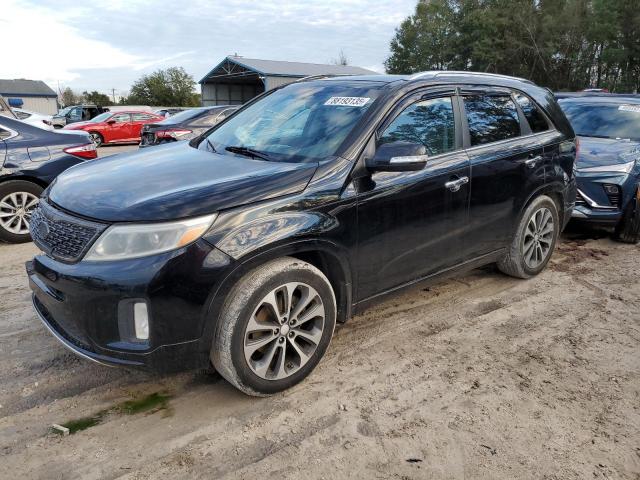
559 101 640 141
57 107 72 116
200 81 383 162
91 112 112 123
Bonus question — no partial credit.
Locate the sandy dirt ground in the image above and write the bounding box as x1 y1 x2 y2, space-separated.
0 228 638 479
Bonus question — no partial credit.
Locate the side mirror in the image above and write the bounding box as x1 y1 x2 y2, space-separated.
366 141 428 172
106 119 116 125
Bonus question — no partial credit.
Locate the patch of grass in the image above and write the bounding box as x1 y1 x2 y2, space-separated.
59 414 104 434
52 391 172 436
116 392 171 415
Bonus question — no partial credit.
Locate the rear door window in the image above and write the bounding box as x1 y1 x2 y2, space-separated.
112 113 131 123
379 97 456 156
132 113 155 121
463 95 521 146
514 93 549 133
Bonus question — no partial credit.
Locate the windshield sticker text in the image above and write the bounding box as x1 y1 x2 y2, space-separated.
324 97 371 107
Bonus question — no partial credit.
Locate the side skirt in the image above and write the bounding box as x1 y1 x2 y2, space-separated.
351 249 506 316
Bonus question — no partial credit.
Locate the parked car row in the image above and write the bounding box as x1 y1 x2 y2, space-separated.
140 106 238 147
0 97 97 242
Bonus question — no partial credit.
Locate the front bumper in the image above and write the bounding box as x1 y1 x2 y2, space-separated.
27 240 235 371
571 171 639 226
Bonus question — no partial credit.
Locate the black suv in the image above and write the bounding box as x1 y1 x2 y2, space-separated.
26 72 576 396
51 104 107 128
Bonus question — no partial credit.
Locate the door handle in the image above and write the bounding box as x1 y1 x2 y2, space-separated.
525 155 543 168
445 176 469 192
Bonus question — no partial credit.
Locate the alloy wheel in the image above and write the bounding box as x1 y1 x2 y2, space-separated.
244 282 326 381
90 133 102 146
523 207 554 269
0 192 39 235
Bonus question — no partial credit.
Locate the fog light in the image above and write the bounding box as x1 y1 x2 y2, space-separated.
134 302 149 340
603 184 619 195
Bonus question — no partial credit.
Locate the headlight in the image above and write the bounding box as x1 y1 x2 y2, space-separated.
578 160 636 174
85 213 217 261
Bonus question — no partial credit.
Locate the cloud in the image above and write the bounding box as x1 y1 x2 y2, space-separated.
0 0 140 84
0 0 415 93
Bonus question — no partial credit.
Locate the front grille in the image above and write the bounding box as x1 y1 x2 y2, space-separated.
30 200 107 262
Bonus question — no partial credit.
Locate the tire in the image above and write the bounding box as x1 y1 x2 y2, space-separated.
498 195 560 279
211 257 337 396
614 191 640 244
89 132 103 147
0 180 43 243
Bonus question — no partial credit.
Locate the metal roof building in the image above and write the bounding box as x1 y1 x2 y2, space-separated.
199 56 378 106
0 79 58 115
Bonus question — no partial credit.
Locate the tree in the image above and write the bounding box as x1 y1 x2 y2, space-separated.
82 91 111 106
385 0 639 92
331 50 349 66
60 87 81 107
127 67 200 106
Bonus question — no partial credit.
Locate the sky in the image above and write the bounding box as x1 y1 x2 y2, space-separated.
0 0 416 99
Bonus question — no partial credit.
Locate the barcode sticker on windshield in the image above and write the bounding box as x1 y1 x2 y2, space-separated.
324 97 370 107
619 104 640 113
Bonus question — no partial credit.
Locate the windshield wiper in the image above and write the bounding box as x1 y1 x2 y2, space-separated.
225 145 272 161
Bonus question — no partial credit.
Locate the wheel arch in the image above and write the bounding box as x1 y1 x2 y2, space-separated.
517 182 566 233
0 174 48 190
199 239 354 361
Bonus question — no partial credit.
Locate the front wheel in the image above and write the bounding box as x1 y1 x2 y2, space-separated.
0 180 43 243
614 190 640 244
498 195 559 279
211 257 337 396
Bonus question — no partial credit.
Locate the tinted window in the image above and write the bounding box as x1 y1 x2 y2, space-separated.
558 101 640 141
464 95 520 146
379 97 456 156
167 108 208 123
514 93 549 133
132 113 155 121
111 113 130 123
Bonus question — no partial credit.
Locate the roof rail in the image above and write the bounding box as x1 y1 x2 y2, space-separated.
295 74 356 83
409 70 533 84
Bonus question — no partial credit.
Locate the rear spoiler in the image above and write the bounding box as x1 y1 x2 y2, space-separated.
0 95 18 119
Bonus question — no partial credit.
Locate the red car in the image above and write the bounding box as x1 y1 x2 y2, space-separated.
63 111 163 146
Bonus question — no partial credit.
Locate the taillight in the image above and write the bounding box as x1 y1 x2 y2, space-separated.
155 128 193 139
63 142 98 160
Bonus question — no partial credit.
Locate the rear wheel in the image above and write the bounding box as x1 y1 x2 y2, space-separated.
0 180 43 243
498 195 559 279
211 257 336 396
614 190 640 244
89 132 103 147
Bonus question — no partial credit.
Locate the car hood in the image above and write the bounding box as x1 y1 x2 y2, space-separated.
48 142 318 222
577 136 640 169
